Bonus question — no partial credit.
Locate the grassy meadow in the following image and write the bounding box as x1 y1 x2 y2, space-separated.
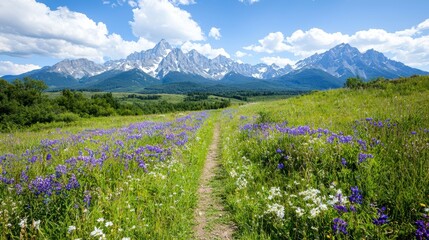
0 76 428 239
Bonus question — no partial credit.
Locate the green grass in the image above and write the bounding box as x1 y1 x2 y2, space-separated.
0 111 216 239
1 76 428 239
218 76 429 239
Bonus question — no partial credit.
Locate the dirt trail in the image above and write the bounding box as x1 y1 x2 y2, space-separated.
194 124 235 240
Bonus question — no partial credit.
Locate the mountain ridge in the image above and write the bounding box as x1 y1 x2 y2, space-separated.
2 41 427 92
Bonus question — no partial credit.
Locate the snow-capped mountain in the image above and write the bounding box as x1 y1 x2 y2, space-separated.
2 40 427 91
295 43 427 79
49 58 105 79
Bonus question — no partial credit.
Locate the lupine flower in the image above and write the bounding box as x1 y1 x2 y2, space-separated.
276 148 283 153
415 219 429 240
341 158 347 166
332 218 348 234
358 153 373 163
373 206 389 225
83 191 92 207
55 165 67 178
46 153 52 161
348 186 363 204
334 204 348 214
65 174 80 190
277 163 285 170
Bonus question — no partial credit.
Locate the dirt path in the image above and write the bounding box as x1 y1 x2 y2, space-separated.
194 124 235 240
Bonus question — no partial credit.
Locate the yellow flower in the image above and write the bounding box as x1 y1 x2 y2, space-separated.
420 203 427 207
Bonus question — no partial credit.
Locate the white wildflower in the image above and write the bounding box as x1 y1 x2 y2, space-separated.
268 187 282 200
309 208 320 218
266 203 285 219
229 169 237 178
236 175 248 189
97 218 105 223
295 207 304 217
19 218 27 228
90 227 104 237
68 225 77 233
33 220 41 230
425 208 429 212
105 221 113 227
122 238 131 240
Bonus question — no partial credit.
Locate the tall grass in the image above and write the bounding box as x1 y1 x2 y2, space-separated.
219 76 429 239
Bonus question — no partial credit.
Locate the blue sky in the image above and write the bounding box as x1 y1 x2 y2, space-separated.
1 0 429 76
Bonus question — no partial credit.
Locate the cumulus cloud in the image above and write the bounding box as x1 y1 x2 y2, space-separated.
170 0 196 5
235 51 249 58
244 32 290 53
130 0 204 45
0 0 155 62
209 27 221 40
260 56 295 68
0 61 40 76
181 41 230 58
239 0 259 4
244 18 429 70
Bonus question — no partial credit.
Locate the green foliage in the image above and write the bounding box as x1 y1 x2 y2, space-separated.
219 75 429 239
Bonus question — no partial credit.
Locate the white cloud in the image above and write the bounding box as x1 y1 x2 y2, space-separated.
245 18 429 70
260 57 295 68
235 51 248 58
244 32 290 53
0 61 40 76
170 0 195 5
130 0 204 45
209 27 221 40
128 0 138 7
0 0 155 62
181 41 230 59
239 0 259 4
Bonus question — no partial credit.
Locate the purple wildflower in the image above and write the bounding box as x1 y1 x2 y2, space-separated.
276 148 283 153
373 206 389 225
65 174 80 190
83 191 92 207
348 186 363 204
415 219 429 240
334 205 348 214
277 163 285 170
341 158 347 166
55 165 67 178
358 153 373 163
46 153 52 161
332 218 348 234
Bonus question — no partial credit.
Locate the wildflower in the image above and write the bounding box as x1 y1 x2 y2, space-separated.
68 225 76 233
341 158 347 166
373 206 389 225
66 174 80 190
266 203 285 219
105 221 113 227
277 163 285 170
97 218 105 223
33 220 41 230
348 186 363 204
358 153 373 163
83 191 92 207
332 218 348 234
334 205 348 214
276 148 283 153
122 238 131 240
90 227 104 237
267 187 282 200
415 219 429 239
19 218 27 228
46 153 52 161
295 207 304 217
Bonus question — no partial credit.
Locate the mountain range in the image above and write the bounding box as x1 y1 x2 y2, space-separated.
2 40 427 92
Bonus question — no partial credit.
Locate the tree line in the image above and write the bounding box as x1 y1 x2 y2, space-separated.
0 78 230 132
